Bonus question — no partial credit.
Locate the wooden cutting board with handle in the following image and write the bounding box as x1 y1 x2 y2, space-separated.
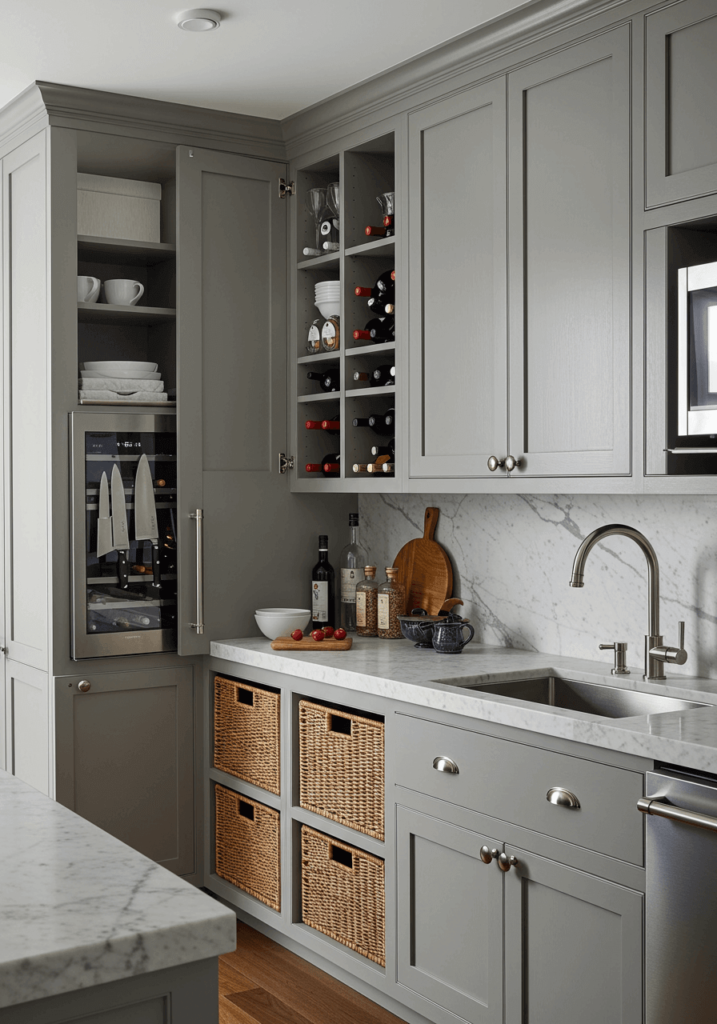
393 507 453 615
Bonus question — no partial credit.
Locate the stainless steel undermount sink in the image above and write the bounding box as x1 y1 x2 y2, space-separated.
448 676 708 718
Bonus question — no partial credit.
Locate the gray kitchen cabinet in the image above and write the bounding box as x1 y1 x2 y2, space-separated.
645 0 717 208
396 804 504 1024
504 845 643 1023
507 26 631 477
396 800 643 1024
407 80 507 481
55 665 196 876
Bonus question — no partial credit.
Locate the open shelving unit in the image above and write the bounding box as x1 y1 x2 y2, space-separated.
290 130 400 492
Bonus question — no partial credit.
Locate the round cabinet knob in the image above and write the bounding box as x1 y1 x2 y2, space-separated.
487 456 505 472
504 455 522 472
479 845 498 864
77 679 91 693
546 787 580 809
498 852 519 872
432 755 459 775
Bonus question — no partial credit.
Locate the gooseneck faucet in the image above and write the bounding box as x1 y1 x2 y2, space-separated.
568 524 687 681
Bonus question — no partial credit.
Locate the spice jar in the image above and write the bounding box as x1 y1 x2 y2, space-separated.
377 567 405 639
356 566 379 636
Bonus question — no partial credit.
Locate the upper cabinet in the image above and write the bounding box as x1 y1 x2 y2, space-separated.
407 80 507 481
507 27 631 478
646 0 717 208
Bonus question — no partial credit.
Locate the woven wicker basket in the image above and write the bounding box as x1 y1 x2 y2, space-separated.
215 784 281 911
214 675 280 795
299 700 384 841
301 825 385 966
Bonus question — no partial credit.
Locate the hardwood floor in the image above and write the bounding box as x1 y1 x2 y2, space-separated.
219 922 408 1024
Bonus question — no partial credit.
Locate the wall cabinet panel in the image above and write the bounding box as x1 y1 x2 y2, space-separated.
508 27 631 477
408 81 507 480
646 0 717 207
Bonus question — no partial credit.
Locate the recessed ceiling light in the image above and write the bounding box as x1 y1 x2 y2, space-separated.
176 8 222 31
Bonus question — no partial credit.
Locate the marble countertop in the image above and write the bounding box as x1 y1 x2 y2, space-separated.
0 770 236 1010
212 636 717 774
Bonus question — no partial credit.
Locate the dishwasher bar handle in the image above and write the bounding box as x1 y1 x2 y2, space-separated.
637 796 717 834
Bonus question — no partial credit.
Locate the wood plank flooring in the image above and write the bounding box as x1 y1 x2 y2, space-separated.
219 922 408 1024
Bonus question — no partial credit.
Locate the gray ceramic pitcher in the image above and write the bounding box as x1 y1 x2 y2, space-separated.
432 618 475 654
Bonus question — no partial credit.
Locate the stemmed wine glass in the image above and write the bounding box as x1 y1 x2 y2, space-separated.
305 187 327 255
376 191 395 219
326 182 340 221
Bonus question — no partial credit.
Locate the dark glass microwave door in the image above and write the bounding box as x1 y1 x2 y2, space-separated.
688 287 717 419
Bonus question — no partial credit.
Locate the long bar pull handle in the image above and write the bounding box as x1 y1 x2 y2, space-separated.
637 797 717 833
189 509 205 634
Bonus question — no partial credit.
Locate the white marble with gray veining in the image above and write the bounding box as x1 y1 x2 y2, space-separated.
212 635 717 774
0 770 236 1009
359 493 717 678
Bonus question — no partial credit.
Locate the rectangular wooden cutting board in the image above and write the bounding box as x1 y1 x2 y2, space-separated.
271 636 353 651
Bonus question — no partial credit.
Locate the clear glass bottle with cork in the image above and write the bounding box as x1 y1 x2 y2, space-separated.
356 566 379 636
377 567 405 639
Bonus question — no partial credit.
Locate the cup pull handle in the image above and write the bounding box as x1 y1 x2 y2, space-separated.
433 756 459 774
547 787 580 809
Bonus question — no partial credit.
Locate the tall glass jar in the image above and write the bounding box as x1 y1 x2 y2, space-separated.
377 567 405 639
356 566 379 636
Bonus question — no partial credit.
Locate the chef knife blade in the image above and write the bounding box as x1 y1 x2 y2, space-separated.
96 471 113 558
110 463 130 589
134 454 161 590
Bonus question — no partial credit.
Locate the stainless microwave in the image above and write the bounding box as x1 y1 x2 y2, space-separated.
676 260 717 441
71 412 177 659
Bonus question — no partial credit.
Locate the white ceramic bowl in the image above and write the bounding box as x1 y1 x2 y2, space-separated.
315 300 341 319
254 607 311 640
81 369 162 379
83 360 158 372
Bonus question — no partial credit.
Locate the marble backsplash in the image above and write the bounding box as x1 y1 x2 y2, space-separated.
359 494 717 678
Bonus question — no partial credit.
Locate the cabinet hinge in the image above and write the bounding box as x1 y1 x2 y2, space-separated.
279 453 295 474
278 178 295 199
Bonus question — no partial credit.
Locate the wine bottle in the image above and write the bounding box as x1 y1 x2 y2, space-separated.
311 535 335 629
371 439 395 458
367 461 394 475
339 512 368 631
307 370 339 392
353 317 395 343
365 224 388 237
367 295 395 317
322 241 340 252
303 247 322 257
372 364 395 387
305 454 340 475
305 417 340 435
355 273 395 305
352 464 369 474
353 371 371 384
374 270 395 295
352 410 394 435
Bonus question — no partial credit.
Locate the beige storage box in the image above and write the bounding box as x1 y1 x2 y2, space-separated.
215 784 281 911
77 173 161 242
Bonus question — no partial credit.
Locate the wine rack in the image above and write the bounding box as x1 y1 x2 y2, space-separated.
290 128 400 491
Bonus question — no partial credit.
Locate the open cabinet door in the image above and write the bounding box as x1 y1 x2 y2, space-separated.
176 146 289 654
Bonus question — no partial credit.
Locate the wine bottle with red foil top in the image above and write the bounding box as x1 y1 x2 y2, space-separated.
354 271 394 304
305 453 340 476
353 317 395 344
305 416 340 435
306 370 339 393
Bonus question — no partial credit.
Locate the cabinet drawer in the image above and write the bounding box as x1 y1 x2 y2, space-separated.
394 714 643 865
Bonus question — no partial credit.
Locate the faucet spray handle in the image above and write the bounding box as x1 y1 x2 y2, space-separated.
599 641 630 675
678 621 685 651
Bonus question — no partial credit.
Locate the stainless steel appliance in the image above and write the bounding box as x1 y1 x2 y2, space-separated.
71 412 177 659
673 261 717 447
640 767 717 1023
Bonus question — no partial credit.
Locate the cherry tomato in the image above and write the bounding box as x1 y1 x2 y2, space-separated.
323 626 335 638
334 628 347 641
291 629 303 641
310 629 325 642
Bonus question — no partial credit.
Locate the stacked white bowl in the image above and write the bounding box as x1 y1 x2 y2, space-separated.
254 608 311 640
78 361 167 403
315 280 340 320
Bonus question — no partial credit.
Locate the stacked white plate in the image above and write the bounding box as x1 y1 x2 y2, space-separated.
315 280 340 320
78 361 168 402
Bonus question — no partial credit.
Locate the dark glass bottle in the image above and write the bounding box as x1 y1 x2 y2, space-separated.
305 417 340 435
305 453 340 475
353 316 395 344
372 364 395 387
367 295 395 317
311 535 335 629
352 411 394 435
371 438 395 458
306 370 339 392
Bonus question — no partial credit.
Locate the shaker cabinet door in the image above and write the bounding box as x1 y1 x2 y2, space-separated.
507 27 631 477
646 0 717 207
176 146 288 653
504 847 643 1024
396 805 504 1024
407 80 508 481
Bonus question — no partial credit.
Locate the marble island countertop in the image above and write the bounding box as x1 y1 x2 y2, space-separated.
212 635 717 774
0 769 236 1010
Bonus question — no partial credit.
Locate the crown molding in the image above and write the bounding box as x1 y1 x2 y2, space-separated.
0 83 49 155
281 0 632 151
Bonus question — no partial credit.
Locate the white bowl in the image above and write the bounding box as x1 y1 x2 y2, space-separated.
315 301 341 319
254 608 311 640
81 369 162 379
315 287 340 295
83 360 158 372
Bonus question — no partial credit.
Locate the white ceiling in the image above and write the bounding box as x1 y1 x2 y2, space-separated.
0 0 533 121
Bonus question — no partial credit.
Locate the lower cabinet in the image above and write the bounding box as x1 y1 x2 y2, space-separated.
54 664 196 876
397 803 643 1024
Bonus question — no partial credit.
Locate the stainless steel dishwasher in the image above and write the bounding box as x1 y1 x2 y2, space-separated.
639 767 717 1024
